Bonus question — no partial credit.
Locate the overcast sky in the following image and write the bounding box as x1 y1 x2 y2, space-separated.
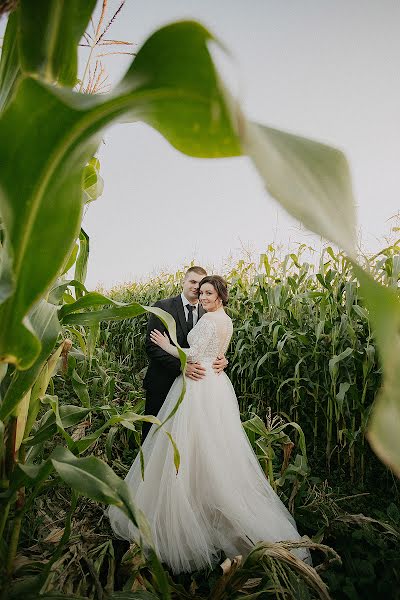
2 1 400 289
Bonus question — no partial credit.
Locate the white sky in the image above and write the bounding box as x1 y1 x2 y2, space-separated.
2 1 400 289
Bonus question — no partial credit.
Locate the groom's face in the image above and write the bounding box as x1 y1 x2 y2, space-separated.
182 271 203 303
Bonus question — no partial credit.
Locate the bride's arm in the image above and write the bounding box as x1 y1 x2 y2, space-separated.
150 317 215 363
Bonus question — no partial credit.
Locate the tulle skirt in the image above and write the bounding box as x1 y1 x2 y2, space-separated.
108 361 309 573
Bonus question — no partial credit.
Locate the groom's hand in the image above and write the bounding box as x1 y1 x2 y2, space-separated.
186 362 206 380
212 354 228 374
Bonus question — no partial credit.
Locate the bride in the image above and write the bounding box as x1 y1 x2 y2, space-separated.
108 275 310 573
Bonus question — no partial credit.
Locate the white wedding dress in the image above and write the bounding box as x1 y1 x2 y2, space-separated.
108 309 309 573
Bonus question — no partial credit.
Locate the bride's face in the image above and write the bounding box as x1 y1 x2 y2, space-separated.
199 283 221 312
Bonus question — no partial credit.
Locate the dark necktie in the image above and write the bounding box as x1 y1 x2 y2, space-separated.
186 305 195 332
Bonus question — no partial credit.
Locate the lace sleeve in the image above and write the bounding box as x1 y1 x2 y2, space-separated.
221 318 233 355
183 316 216 363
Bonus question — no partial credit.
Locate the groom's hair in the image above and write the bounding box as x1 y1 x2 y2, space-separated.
184 266 207 278
199 275 229 306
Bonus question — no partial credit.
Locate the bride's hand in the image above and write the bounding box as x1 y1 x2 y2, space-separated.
150 329 171 351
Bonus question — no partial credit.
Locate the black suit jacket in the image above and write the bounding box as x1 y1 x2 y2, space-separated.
143 295 205 404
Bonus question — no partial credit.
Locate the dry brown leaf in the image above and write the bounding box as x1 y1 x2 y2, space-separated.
43 527 65 543
71 420 90 441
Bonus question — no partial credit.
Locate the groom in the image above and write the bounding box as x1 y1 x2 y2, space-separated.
142 266 228 441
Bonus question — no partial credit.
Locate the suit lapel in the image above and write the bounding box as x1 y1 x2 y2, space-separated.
174 295 187 338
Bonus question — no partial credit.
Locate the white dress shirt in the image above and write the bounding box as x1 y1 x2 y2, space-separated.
181 293 199 327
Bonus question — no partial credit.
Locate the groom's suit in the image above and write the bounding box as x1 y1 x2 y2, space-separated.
142 294 205 441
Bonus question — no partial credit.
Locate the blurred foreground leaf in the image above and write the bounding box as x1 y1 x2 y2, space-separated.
356 265 400 476
242 121 356 258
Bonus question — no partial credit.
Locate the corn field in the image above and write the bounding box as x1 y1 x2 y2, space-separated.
103 241 400 486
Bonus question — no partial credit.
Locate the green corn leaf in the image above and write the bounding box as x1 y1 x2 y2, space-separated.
0 419 4 464
355 265 400 476
75 413 167 454
106 426 118 462
24 339 66 438
328 347 353 379
51 446 139 527
74 228 89 295
60 243 79 277
352 304 369 320
24 404 91 446
0 10 21 112
146 547 172 600
242 121 356 259
83 158 104 204
71 368 91 408
164 431 181 474
43 395 79 452
0 300 60 421
18 0 96 85
48 279 87 306
1 454 57 502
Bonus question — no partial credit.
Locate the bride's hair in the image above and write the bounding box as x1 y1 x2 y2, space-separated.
199 275 228 306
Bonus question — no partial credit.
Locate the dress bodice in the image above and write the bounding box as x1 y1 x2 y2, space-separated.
185 310 233 363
